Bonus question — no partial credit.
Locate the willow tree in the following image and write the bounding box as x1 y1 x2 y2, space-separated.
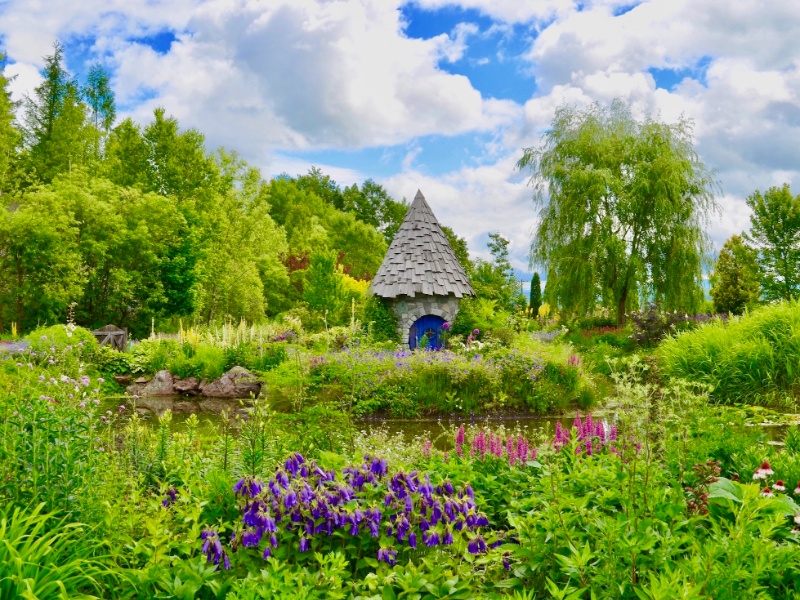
517 100 718 325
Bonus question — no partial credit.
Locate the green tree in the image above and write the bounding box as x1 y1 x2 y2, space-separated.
709 235 760 315
441 225 473 276
529 271 542 315
744 184 800 301
22 42 91 182
82 63 116 166
194 151 288 323
518 100 718 325
0 189 83 331
303 247 344 321
0 53 20 193
471 232 523 311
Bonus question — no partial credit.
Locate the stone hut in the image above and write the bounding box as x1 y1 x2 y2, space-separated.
370 190 475 349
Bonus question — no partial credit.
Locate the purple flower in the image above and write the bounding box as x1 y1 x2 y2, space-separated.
408 531 417 549
467 535 486 554
162 486 177 507
473 329 480 336
377 546 397 565
298 537 310 552
442 322 451 331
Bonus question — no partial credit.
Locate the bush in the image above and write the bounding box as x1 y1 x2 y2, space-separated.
363 295 399 343
24 324 99 362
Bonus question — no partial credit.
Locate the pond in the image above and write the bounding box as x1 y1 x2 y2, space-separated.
101 394 795 446
101 394 579 445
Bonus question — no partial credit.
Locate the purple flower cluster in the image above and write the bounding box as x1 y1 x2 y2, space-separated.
201 528 230 570
553 414 618 456
225 453 490 567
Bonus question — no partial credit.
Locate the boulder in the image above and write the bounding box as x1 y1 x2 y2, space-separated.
201 366 261 398
174 376 202 395
126 370 175 396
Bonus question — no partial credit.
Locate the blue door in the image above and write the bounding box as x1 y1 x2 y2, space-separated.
409 315 445 350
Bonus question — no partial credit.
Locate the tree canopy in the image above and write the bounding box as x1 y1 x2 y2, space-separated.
709 234 760 315
517 100 718 325
744 184 800 302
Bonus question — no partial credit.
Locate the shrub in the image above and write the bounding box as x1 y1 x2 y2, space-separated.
24 324 99 363
363 295 399 343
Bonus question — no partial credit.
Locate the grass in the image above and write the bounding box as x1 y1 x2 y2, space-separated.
0 503 106 599
658 300 800 406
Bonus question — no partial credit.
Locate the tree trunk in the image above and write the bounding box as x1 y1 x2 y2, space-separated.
617 286 628 327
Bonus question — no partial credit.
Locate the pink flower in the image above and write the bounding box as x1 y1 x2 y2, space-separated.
773 480 786 491
754 461 774 480
473 329 480 336
761 488 774 497
442 322 451 331
794 482 800 495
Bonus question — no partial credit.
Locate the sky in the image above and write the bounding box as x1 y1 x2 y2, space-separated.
2 0 800 284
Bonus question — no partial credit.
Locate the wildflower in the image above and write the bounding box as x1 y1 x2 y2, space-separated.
408 531 417 548
377 546 397 565
794 514 800 526
443 322 451 331
467 535 486 554
753 461 774 480
298 537 310 552
162 486 177 507
761 488 774 497
794 482 800 495
473 329 480 336
774 480 786 492
119 405 126 413
80 375 91 387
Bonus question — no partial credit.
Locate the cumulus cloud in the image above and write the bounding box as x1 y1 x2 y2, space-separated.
2 0 520 164
512 0 800 251
381 153 537 270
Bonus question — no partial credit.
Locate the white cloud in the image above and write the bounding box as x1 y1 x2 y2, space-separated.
1 0 522 164
381 153 537 270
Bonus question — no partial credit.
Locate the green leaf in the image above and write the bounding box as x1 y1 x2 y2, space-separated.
708 477 743 503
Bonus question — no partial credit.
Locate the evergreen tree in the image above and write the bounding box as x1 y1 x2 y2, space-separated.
529 271 542 315
83 63 116 166
22 42 91 182
709 235 760 315
0 52 21 193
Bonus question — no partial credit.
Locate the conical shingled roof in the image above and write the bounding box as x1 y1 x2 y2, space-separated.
371 190 475 299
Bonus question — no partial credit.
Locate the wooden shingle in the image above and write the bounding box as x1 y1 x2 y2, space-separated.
370 190 476 299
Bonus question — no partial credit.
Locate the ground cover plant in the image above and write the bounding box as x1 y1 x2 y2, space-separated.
262 336 595 417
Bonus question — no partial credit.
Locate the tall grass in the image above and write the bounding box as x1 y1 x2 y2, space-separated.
658 301 800 405
0 503 105 599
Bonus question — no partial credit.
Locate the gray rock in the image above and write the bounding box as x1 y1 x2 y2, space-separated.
201 366 261 398
174 376 201 395
127 370 175 396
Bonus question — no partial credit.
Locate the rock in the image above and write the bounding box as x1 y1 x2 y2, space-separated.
135 376 149 384
126 369 175 396
114 374 131 386
201 366 261 398
174 376 201 395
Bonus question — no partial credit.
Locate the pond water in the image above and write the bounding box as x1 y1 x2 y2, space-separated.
102 394 576 444
102 394 794 446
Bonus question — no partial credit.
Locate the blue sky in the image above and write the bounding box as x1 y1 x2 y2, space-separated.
3 0 800 283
